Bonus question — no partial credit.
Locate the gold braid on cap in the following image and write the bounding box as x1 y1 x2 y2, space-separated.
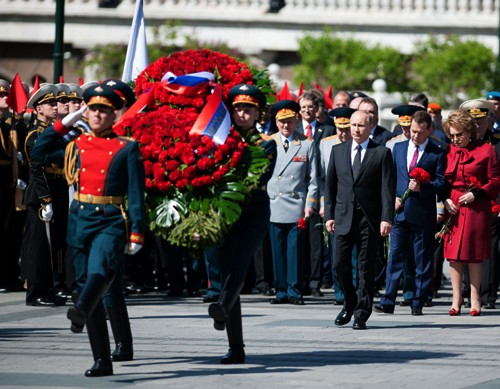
64 141 79 186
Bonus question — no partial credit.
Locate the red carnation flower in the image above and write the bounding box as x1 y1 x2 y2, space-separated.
298 217 308 229
468 176 481 189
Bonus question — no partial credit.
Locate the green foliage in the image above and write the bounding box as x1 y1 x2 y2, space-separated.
294 29 409 92
409 35 496 107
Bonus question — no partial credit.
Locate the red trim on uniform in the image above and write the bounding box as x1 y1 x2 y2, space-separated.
53 120 70 136
129 232 144 244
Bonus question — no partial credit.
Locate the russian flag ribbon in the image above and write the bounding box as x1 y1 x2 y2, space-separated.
189 84 230 145
161 71 214 97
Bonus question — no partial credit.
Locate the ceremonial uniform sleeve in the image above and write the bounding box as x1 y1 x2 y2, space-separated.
127 141 146 244
30 121 70 166
25 130 52 205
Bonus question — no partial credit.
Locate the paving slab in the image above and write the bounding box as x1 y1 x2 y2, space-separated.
1 284 500 389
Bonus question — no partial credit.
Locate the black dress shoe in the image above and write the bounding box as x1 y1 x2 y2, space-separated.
27 296 57 307
220 347 245 364
51 294 67 306
310 288 324 297
483 302 495 309
411 307 423 316
202 295 220 303
56 289 73 300
111 343 133 362
334 299 344 306
334 309 353 326
424 300 433 307
208 302 226 331
352 318 367 330
373 304 394 314
289 297 305 305
270 297 288 304
84 358 113 377
400 299 411 306
67 306 86 333
261 288 275 296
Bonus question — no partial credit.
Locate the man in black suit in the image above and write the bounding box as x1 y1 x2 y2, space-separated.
297 91 335 297
324 110 395 330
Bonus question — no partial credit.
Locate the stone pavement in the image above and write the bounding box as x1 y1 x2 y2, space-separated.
1 284 500 389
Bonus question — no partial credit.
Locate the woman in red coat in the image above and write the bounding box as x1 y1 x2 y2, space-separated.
443 110 500 316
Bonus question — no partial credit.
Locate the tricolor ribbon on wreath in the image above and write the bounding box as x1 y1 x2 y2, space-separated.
115 71 231 145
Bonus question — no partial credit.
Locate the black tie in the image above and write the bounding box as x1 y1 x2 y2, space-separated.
352 144 362 179
283 139 289 153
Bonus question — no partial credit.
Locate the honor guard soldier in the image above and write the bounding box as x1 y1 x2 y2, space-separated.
0 79 28 292
103 79 136 120
207 83 276 364
21 83 68 306
67 83 83 113
30 84 145 377
55 83 70 120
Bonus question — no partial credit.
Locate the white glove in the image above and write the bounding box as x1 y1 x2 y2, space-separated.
62 105 87 128
16 179 27 190
41 203 53 221
126 242 143 255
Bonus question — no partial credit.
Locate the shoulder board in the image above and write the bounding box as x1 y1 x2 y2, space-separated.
117 135 136 142
494 133 500 139
260 133 273 142
321 134 338 143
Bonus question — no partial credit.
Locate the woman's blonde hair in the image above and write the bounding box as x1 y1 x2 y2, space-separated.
443 109 478 140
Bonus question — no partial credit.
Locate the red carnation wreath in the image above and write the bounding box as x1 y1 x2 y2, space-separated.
114 49 274 250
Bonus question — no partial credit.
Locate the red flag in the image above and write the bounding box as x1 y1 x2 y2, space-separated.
25 75 40 114
296 82 304 102
78 77 84 86
276 82 292 101
7 73 29 115
314 84 333 110
324 85 333 110
31 75 40 96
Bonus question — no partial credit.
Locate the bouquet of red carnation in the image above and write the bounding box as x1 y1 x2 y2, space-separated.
492 201 500 214
114 49 275 251
298 217 308 230
396 167 431 214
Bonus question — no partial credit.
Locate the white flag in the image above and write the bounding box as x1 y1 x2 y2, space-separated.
122 0 148 83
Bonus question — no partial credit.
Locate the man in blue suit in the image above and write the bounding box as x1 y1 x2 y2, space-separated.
375 110 447 315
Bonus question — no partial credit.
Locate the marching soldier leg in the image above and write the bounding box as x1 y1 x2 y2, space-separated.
67 234 121 333
84 301 113 377
104 266 133 362
220 298 245 365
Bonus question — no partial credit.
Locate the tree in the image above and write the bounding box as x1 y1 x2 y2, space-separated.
294 29 409 92
409 35 496 107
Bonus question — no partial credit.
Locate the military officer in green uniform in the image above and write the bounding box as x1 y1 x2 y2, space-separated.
31 84 145 377
207 84 276 364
